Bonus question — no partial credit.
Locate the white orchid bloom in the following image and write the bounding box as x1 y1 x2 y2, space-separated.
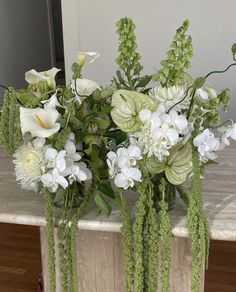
218 122 236 149
62 162 92 184
71 78 100 103
77 51 100 66
114 167 141 190
64 140 81 166
41 168 68 193
196 86 217 102
25 67 61 89
117 145 142 168
193 129 220 162
161 110 188 134
45 148 67 172
41 91 63 110
107 151 119 178
152 123 179 146
20 107 60 138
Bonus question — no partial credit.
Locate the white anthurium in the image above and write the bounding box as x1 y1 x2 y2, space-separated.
161 110 188 134
41 168 68 193
25 67 61 89
77 51 101 66
20 107 60 138
41 91 63 110
117 145 142 168
114 167 142 190
62 162 92 184
45 148 67 172
64 140 82 166
107 151 119 178
70 78 100 103
193 129 220 162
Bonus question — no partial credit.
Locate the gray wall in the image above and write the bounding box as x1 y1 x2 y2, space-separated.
0 0 53 95
76 0 236 119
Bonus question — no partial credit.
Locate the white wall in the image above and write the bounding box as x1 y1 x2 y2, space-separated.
62 0 236 119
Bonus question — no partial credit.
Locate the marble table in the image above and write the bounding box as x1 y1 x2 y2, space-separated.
0 143 235 292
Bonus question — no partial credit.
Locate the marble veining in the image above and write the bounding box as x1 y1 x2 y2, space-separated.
0 143 235 241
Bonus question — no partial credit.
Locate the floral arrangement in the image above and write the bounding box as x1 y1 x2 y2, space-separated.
0 17 236 292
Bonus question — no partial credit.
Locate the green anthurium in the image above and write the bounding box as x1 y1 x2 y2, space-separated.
111 89 156 132
146 143 193 185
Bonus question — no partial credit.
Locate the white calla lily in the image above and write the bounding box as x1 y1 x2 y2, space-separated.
71 78 100 102
77 51 100 66
25 67 61 89
20 107 60 138
41 91 63 109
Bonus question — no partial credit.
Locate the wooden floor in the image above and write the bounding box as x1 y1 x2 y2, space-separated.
0 223 235 292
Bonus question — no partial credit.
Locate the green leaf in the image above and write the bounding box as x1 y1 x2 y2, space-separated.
94 193 112 215
116 70 128 86
98 182 115 199
54 187 67 206
135 75 152 88
71 62 82 78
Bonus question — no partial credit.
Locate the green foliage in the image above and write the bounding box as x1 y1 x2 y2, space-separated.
55 127 71 150
118 191 134 292
116 17 143 77
153 20 193 87
44 189 56 292
0 88 23 155
197 88 231 128
187 146 210 292
158 179 171 292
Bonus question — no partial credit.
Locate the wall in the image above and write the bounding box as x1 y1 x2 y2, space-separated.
0 0 53 96
62 0 236 119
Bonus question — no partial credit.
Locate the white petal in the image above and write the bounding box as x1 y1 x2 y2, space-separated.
41 173 53 187
73 78 100 96
45 148 57 161
114 173 128 189
56 176 68 189
65 141 76 155
127 168 142 182
139 109 151 123
127 145 141 159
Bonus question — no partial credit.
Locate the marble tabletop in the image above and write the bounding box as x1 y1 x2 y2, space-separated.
0 143 235 241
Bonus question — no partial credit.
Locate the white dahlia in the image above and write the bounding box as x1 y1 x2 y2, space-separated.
149 85 190 111
13 145 45 190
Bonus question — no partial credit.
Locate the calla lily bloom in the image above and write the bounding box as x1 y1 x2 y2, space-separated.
25 67 61 89
77 51 100 66
20 107 60 138
41 91 63 109
71 78 100 103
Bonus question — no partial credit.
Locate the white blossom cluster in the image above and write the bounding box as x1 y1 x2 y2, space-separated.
106 145 142 190
193 122 236 163
13 133 92 192
132 103 190 161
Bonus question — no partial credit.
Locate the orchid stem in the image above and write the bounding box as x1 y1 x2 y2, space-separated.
204 63 236 79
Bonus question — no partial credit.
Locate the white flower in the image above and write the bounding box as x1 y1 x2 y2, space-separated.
70 78 100 103
32 138 46 149
195 86 217 102
107 151 119 178
114 167 142 190
62 162 92 184
20 107 60 138
193 129 220 162
45 148 66 172
41 91 62 109
150 85 190 111
64 140 82 166
77 51 100 66
41 168 68 193
117 145 142 168
218 122 236 149
13 144 45 190
25 67 60 89
161 110 188 134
